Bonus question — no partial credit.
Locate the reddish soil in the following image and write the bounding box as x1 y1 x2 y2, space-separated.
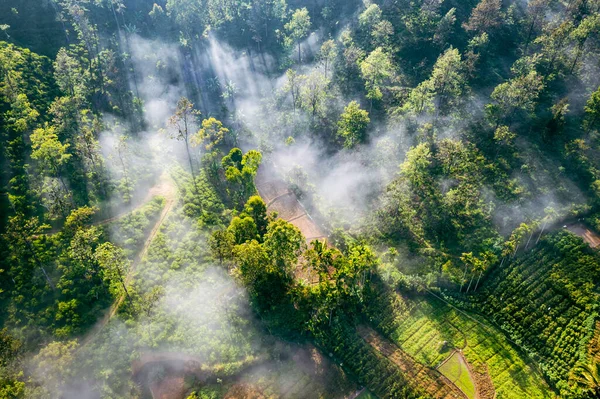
566 224 600 248
150 376 186 399
471 363 495 399
357 325 467 399
224 383 266 399
255 166 326 244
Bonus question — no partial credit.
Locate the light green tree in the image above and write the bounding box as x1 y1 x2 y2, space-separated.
360 47 396 110
337 101 370 148
584 86 600 132
285 8 311 63
95 242 131 300
487 71 544 127
319 39 337 78
299 71 330 121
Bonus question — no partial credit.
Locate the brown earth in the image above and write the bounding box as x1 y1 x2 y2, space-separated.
255 166 326 243
150 376 186 399
357 325 467 399
224 383 267 399
471 363 495 399
566 223 600 248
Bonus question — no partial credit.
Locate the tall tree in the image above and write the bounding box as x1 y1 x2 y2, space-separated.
191 117 229 151
285 8 311 63
487 71 544 127
584 86 600 132
168 97 200 185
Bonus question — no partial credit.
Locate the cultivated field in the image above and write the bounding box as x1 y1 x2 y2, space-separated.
366 286 552 399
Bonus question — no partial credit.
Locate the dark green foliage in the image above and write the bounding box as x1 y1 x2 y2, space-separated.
464 231 600 396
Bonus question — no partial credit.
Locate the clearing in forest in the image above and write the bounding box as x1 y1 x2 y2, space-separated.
438 351 476 399
566 223 600 248
255 165 326 242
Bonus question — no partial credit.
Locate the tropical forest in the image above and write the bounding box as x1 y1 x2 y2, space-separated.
1 0 600 398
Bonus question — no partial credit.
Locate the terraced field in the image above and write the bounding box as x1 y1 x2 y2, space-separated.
364 282 552 399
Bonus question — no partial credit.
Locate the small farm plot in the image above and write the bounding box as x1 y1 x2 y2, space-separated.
438 351 476 399
365 284 552 399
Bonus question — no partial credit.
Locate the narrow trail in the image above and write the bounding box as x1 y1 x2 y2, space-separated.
80 174 177 347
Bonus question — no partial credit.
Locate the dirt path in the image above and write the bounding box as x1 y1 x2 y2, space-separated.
565 223 600 248
80 174 177 347
255 164 326 243
357 325 467 399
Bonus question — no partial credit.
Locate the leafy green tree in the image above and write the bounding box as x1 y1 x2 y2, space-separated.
94 242 130 300
191 117 229 151
402 47 466 117
299 70 330 121
319 39 337 78
228 216 259 245
487 71 544 127
522 0 551 54
53 48 88 106
358 4 382 29
568 14 600 74
429 47 466 114
32 340 78 396
434 8 456 46
30 124 71 175
222 148 262 206
584 86 600 132
284 68 301 116
360 47 396 110
337 101 370 148
243 196 269 237
30 124 73 213
263 219 305 277
165 0 209 41
209 229 235 265
285 8 311 63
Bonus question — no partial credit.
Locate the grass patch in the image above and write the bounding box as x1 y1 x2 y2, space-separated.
438 351 476 399
356 388 379 399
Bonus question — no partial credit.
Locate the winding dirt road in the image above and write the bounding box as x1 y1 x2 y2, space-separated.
80 173 177 346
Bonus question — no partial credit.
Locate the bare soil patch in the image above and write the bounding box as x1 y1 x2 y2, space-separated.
566 223 600 248
255 165 326 244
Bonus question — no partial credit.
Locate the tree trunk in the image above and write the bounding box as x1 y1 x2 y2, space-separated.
474 269 484 291
460 263 469 291
535 220 548 245
465 272 475 294
525 230 535 250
